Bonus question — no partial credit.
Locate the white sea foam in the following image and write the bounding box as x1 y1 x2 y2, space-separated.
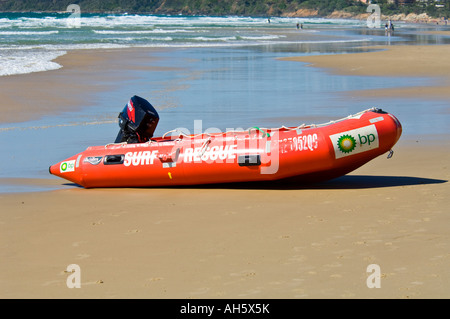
93 30 157 34
0 30 59 35
0 14 365 29
192 36 237 42
0 13 371 76
105 36 173 42
0 50 66 76
93 29 191 34
239 35 283 40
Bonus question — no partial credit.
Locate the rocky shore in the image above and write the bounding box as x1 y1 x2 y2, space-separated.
283 9 448 25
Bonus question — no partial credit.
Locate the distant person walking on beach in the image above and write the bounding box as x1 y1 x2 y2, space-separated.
388 19 394 32
385 20 394 34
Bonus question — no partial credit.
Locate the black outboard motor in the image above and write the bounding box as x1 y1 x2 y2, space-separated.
114 95 159 144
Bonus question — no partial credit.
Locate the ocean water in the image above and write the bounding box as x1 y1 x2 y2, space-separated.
0 12 366 76
0 13 449 192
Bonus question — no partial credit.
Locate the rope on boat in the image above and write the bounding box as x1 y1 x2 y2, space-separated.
160 107 379 139
106 108 379 147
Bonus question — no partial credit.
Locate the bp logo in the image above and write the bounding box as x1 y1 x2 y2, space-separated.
60 160 75 173
329 124 379 159
337 134 356 154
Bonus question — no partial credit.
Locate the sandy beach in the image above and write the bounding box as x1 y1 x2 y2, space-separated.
1 43 449 299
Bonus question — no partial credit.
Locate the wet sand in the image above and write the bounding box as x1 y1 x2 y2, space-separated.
0 48 170 124
1 45 449 299
281 44 450 100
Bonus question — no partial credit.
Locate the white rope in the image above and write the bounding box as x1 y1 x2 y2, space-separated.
160 108 378 139
105 108 379 146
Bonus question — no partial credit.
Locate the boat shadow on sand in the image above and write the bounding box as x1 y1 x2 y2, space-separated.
179 175 447 190
64 175 447 190
273 175 446 190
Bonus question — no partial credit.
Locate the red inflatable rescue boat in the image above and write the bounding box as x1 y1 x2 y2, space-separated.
49 96 402 188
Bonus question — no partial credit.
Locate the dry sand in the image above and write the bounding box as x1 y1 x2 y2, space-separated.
0 144 449 299
1 45 449 299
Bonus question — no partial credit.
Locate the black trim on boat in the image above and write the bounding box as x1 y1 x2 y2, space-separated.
104 155 125 165
238 154 261 167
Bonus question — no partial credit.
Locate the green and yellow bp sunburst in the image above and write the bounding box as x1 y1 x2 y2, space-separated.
337 134 356 153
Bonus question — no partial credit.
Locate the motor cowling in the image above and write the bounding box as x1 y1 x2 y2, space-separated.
114 95 159 144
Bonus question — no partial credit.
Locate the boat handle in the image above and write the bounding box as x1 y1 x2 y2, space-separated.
387 149 394 159
199 137 212 157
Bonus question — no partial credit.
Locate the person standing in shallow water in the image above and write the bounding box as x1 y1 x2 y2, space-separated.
388 19 394 32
